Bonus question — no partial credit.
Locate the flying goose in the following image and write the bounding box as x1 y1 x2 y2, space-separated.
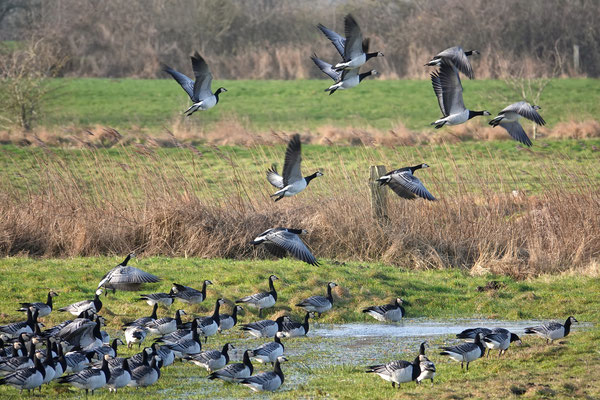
252 228 319 266
489 101 546 146
430 60 490 128
425 46 480 79
127 355 161 388
98 253 160 294
278 312 311 338
0 308 38 339
416 342 436 385
123 303 158 328
18 291 58 317
208 349 253 382
184 342 233 372
376 164 436 201
524 316 578 344
58 289 103 316
0 353 45 394
296 282 338 317
163 52 227 116
196 299 225 341
362 297 406 322
266 134 323 201
124 326 147 349
250 335 285 365
311 54 378 95
440 333 486 370
240 316 287 338
106 358 131 392
139 292 174 308
317 14 383 71
58 354 111 395
171 280 212 304
236 275 279 317
144 309 186 336
366 355 421 388
482 328 521 357
240 356 288 392
218 305 243 332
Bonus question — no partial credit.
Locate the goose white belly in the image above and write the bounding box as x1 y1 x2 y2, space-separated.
71 372 106 391
274 179 307 198
484 336 510 351
15 371 44 390
196 95 217 111
444 109 470 126
218 317 234 331
417 369 435 382
500 111 521 123
546 327 565 341
200 320 218 337
108 371 131 390
302 302 331 314
280 326 306 337
391 365 415 384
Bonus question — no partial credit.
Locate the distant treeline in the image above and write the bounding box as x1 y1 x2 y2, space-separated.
1 0 599 79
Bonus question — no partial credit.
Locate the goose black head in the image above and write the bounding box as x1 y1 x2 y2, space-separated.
510 333 522 344
483 111 491 116
533 105 542 110
567 316 578 324
49 291 59 298
204 280 214 286
328 282 338 288
269 275 279 282
421 163 430 169
215 87 228 95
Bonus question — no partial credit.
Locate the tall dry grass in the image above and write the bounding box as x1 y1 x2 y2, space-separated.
1 135 599 278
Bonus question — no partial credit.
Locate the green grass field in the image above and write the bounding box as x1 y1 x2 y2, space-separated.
39 78 600 132
0 257 598 399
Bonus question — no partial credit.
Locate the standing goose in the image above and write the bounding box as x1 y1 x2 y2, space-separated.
57 354 111 395
93 338 124 360
416 342 436 385
439 332 486 370
127 355 161 388
482 328 521 357
144 309 186 336
163 51 227 116
155 319 198 345
252 228 319 266
184 342 233 372
376 164 436 201
524 316 578 344
236 276 279 317
106 358 131 393
240 356 288 392
240 316 287 338
318 14 383 71
362 298 406 322
18 291 59 318
218 305 243 333
250 335 285 365
366 355 421 388
0 342 35 374
171 280 212 304
267 134 323 201
489 101 546 147
430 60 490 129
139 292 174 308
208 349 253 382
425 46 480 79
63 350 95 374
0 354 45 394
296 282 338 317
164 329 202 358
196 299 226 341
0 308 38 339
278 313 311 338
58 289 103 316
97 253 160 294
311 54 378 95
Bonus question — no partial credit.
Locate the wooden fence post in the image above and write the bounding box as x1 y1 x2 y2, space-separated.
369 165 388 223
573 45 580 75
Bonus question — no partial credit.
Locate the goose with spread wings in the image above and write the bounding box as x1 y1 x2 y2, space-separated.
97 253 160 294
311 54 378 95
376 164 436 201
425 46 479 79
163 52 227 116
251 228 319 266
489 101 546 147
267 134 322 201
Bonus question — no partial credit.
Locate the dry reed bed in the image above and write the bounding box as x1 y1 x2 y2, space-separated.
0 141 599 278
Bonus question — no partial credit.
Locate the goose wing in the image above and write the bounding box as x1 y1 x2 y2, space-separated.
163 66 195 101
241 370 277 386
237 291 271 304
242 320 275 332
498 121 533 146
281 134 303 185
367 360 411 375
441 342 477 355
253 341 280 356
436 46 474 79
0 366 38 385
432 61 465 116
266 165 284 189
317 24 345 57
387 171 435 201
266 230 318 266
502 101 546 125
311 54 340 81
101 266 160 285
191 52 214 101
343 14 364 61
188 350 220 363
456 327 492 340
298 295 329 308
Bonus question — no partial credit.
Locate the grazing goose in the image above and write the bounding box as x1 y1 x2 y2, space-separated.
58 354 111 395
425 46 480 79
164 329 202 358
106 358 131 392
123 303 158 328
489 101 546 146
362 298 406 322
184 342 233 372
128 355 161 388
376 164 436 201
208 349 253 382
278 313 311 338
144 309 186 336
524 316 578 344
240 316 287 338
318 14 383 71
252 228 319 266
482 328 521 357
266 134 323 201
440 333 486 370
296 282 338 317
0 308 38 339
196 299 225 341
240 356 288 392
171 280 212 304
98 253 160 294
18 291 58 318
456 327 492 341
124 326 147 349
218 305 243 332
163 51 227 116
416 342 436 386
311 54 378 95
59 289 103 316
0 354 45 394
366 355 421 388
250 335 285 365
139 292 174 308
430 60 490 128
236 276 279 317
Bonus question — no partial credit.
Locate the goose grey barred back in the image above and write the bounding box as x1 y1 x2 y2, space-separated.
376 164 436 201
97 253 160 294
252 228 319 266
440 332 486 370
250 335 285 365
144 309 186 336
93 338 124 360
296 282 337 317
430 59 490 129
150 343 174 368
266 134 323 201
139 292 174 308
58 289 103 316
425 46 480 79
236 275 279 317
163 51 227 116
0 342 35 374
18 291 58 317
171 280 212 304
57 354 111 395
240 316 287 338
106 358 131 392
208 349 253 382
155 319 198 344
311 54 378 95
482 328 521 357
164 328 202 358
0 308 38 339
196 299 225 341
184 342 233 372
63 350 95 374
489 101 546 147
218 305 243 332
0 353 45 394
278 312 311 338
363 297 406 322
456 327 492 341
524 316 578 344
240 356 288 392
366 355 421 388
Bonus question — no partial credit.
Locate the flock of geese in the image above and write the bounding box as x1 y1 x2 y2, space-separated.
0 12 577 397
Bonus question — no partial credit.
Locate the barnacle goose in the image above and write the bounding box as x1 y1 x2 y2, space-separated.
524 316 578 344
208 349 253 382
362 298 406 322
239 356 288 392
184 342 233 372
236 276 279 317
440 332 486 370
425 46 480 79
296 282 337 317
18 291 58 317
376 164 436 201
489 101 546 147
251 228 319 266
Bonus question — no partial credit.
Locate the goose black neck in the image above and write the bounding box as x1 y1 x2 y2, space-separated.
474 334 485 351
268 278 277 301
326 285 334 304
93 295 102 312
222 344 230 363
175 310 184 325
201 281 209 298
564 318 572 336
111 339 120 352
409 164 424 174
122 254 132 266
93 321 102 339
274 334 283 348
286 229 303 234
359 71 373 81
212 301 221 318
468 110 486 120
243 351 254 374
411 356 421 380
274 359 285 382
304 172 320 185
35 357 45 376
214 89 225 104
46 292 53 307
122 359 131 373
419 342 426 355
102 357 111 381
366 52 379 61
303 312 310 333
151 303 158 319
231 307 239 322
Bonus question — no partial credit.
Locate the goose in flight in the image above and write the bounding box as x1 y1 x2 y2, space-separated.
376 164 436 201
311 54 378 95
97 253 160 294
489 101 546 147
425 46 479 79
251 228 319 266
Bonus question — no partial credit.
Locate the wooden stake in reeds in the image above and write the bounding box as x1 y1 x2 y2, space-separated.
369 165 388 224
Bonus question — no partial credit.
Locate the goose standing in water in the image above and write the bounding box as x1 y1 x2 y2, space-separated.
376 164 436 201
267 134 323 201
296 282 337 317
251 228 319 266
163 52 227 116
278 313 311 338
430 60 490 128
311 54 378 95
425 46 480 79
97 253 160 295
236 275 279 317
524 316 578 344
439 333 486 370
240 356 288 392
362 297 405 322
18 291 58 318
240 316 287 338
489 101 546 146
208 349 253 382
171 281 212 304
